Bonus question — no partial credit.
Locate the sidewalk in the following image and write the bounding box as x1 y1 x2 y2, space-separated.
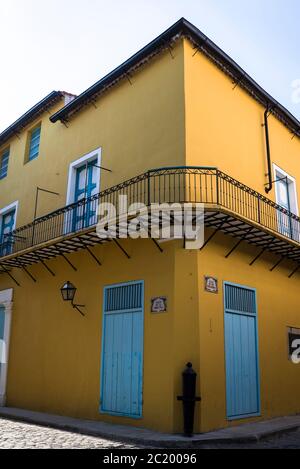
0 407 300 448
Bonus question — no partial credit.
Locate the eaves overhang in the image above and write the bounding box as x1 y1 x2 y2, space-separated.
0 91 64 148
50 17 300 138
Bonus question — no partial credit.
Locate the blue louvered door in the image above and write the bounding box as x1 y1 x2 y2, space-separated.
100 281 144 418
224 283 260 420
73 159 98 231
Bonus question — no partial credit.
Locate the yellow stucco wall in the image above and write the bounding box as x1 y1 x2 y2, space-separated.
197 230 300 433
184 38 300 206
2 240 180 433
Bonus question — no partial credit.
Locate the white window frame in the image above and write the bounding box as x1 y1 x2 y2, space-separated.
66 148 102 206
273 164 299 240
273 164 299 215
0 288 13 407
0 201 19 236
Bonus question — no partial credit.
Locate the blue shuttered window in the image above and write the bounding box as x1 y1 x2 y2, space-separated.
224 283 261 420
28 126 41 161
100 281 144 418
73 159 98 231
0 209 16 257
0 149 10 180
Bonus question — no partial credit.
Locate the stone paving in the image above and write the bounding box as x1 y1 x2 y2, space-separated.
0 417 300 449
0 418 141 449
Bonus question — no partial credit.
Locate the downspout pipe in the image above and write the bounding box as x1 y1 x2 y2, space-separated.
264 107 273 194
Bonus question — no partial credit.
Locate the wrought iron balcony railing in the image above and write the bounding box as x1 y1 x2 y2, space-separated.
1 166 300 266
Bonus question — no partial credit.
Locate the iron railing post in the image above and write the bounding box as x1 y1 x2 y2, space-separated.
147 171 151 207
216 170 220 205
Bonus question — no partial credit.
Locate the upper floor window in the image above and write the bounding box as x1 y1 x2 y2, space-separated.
66 149 102 233
274 164 299 240
0 148 10 180
28 125 41 162
0 202 18 257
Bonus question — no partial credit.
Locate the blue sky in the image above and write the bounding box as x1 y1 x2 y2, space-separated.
0 0 299 131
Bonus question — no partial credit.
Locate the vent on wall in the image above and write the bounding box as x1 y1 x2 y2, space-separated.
224 284 256 315
104 282 143 313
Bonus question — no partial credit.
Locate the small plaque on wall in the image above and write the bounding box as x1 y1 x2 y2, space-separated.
205 276 218 294
151 297 167 313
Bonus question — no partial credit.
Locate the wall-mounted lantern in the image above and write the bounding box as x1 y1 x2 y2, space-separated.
60 282 85 317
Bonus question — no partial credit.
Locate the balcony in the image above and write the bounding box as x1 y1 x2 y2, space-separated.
1 167 300 279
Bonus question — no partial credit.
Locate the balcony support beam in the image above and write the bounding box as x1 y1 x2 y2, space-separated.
40 259 56 277
113 239 131 259
150 238 164 253
22 267 37 283
200 217 230 251
83 244 102 267
0 264 20 287
225 228 254 258
289 264 300 279
270 257 284 272
60 253 77 272
249 249 266 266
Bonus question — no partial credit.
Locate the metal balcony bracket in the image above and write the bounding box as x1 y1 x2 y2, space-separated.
113 239 131 259
22 266 37 283
200 228 219 251
0 264 20 287
225 228 254 259
270 257 284 272
61 253 77 272
82 243 102 267
40 259 56 277
289 264 300 279
200 217 230 251
150 236 164 253
249 238 277 266
249 249 266 266
225 238 244 258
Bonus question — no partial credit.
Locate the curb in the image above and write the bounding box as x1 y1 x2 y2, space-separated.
0 409 300 448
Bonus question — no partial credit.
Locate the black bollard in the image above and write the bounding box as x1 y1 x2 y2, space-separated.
177 363 201 437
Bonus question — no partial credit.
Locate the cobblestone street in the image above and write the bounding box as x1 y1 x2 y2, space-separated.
0 418 140 449
0 417 300 449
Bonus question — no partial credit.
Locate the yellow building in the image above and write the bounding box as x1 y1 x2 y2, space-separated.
0 18 300 434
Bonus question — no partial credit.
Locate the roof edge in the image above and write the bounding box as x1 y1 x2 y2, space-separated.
0 91 65 148
50 17 300 138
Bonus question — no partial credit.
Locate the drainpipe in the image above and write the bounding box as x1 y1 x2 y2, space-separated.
264 107 273 194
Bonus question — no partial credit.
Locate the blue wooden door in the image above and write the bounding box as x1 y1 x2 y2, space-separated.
73 159 98 231
0 209 16 256
100 281 144 418
224 283 260 420
0 306 5 372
